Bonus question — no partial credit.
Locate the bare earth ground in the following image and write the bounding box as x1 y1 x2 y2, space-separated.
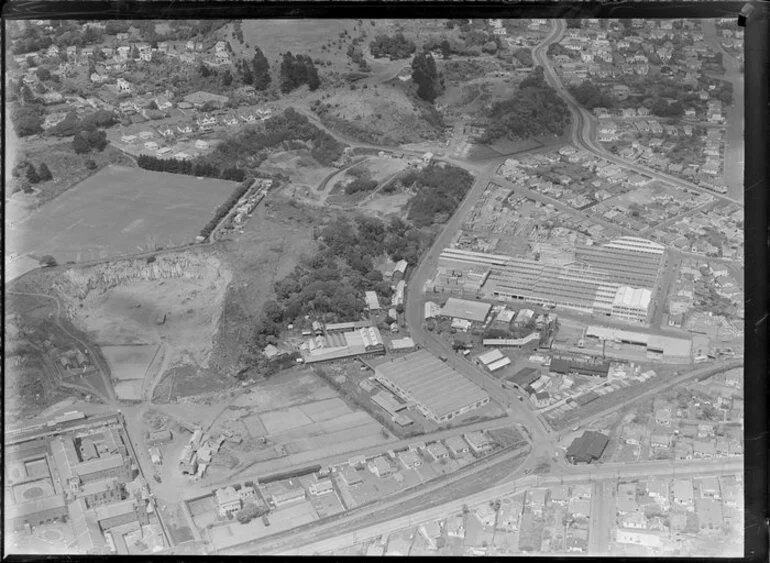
56 252 231 401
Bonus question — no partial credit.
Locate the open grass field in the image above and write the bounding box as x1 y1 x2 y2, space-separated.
7 165 238 265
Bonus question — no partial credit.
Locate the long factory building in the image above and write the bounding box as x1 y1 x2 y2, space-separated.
436 237 664 323
373 350 491 423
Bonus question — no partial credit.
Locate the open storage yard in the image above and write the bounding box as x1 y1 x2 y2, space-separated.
7 165 238 264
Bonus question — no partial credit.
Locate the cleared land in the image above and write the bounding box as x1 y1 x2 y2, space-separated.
7 165 238 264
56 252 232 401
101 345 159 381
198 369 392 484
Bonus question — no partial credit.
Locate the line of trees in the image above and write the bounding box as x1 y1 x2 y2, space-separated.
369 33 416 60
198 177 254 240
136 154 247 182
279 52 320 93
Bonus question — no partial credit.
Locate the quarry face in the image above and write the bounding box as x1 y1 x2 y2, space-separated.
53 252 232 371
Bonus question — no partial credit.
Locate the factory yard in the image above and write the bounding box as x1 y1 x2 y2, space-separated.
7 165 238 265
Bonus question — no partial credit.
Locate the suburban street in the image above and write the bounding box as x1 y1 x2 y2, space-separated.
701 19 744 202
257 457 742 555
534 20 742 207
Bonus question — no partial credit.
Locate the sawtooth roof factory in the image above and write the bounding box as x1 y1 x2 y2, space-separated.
373 350 491 423
430 237 665 325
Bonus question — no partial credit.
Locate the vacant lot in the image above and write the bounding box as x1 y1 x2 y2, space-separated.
7 165 238 264
202 369 392 483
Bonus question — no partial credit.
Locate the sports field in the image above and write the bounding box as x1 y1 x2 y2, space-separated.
7 165 237 264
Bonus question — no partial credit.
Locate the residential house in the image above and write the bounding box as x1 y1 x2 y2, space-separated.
264 480 306 507
336 465 364 488
43 112 68 130
697 476 721 499
215 486 242 517
622 424 646 446
307 477 334 497
445 436 470 457
195 140 210 150
367 456 395 478
397 451 421 470
463 431 494 455
646 480 670 507
693 439 716 459
654 407 672 426
116 78 132 93
620 511 647 529
46 44 60 58
526 488 548 517
445 514 465 538
426 442 449 461
616 529 665 548
154 96 172 110
650 432 672 449
672 479 694 509
568 498 591 518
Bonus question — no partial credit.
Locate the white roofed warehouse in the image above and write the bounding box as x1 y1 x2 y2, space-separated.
373 350 491 423
611 286 652 323
440 297 492 323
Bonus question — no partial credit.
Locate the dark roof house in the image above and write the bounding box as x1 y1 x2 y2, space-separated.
566 431 609 464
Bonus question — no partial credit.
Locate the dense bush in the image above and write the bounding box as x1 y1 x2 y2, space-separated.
402 164 474 228
344 177 378 195
369 33 416 60
411 51 441 103
10 104 44 137
279 52 320 93
568 81 615 110
480 66 570 143
212 108 345 168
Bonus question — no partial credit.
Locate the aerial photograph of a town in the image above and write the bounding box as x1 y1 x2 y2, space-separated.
4 10 754 557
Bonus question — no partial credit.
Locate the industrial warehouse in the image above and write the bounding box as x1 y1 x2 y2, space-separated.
373 350 491 423
431 237 666 324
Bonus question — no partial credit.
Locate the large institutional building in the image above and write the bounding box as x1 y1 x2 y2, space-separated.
373 350 490 423
432 237 665 324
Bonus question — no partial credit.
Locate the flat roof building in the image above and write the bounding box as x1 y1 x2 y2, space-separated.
574 237 665 289
364 291 381 311
373 350 491 423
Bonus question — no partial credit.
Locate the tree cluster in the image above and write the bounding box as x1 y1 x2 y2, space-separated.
235 501 268 525
401 163 474 228
568 81 615 110
10 104 45 137
72 129 108 154
369 33 416 60
136 154 247 182
238 47 271 90
213 108 345 168
480 66 570 143
252 214 430 350
344 177 378 195
411 50 442 103
48 109 118 138
12 160 53 186
279 52 320 93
